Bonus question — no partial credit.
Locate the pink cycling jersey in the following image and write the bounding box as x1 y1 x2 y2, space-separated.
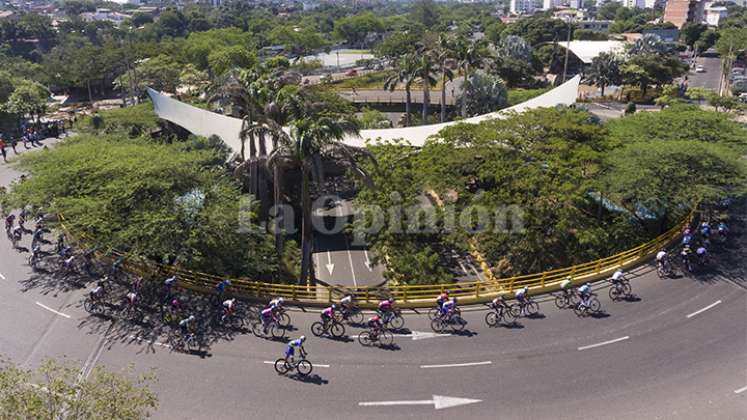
322 307 333 317
378 301 391 311
261 308 273 318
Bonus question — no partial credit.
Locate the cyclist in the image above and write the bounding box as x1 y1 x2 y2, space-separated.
31 228 44 246
178 315 196 335
11 224 22 240
700 221 711 238
559 277 573 299
215 279 231 297
125 291 137 306
515 286 529 304
131 276 144 292
696 246 708 265
682 231 693 246
284 336 307 364
340 294 354 311
681 245 693 264
718 221 728 240
222 298 236 317
270 296 285 310
436 290 450 310
491 295 509 311
61 253 75 272
30 244 42 262
55 233 65 254
89 280 106 303
377 298 395 323
367 314 384 335
577 283 592 308
163 275 177 293
440 297 457 320
611 269 625 286
4 214 15 232
321 304 336 326
260 305 276 332
111 256 125 274
656 250 670 273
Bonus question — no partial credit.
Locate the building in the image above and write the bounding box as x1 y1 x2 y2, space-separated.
80 8 131 24
510 0 535 14
576 19 612 32
664 0 705 28
623 0 645 8
703 4 728 26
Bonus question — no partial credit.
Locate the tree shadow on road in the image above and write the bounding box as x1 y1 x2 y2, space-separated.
286 373 329 385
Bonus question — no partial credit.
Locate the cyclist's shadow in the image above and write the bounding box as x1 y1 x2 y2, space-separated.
286 373 328 385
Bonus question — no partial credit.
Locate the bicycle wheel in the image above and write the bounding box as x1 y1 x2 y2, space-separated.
428 308 440 320
278 313 291 328
554 294 567 309
251 322 265 338
311 322 325 337
389 315 404 330
358 331 372 346
83 298 95 314
485 311 499 327
526 301 539 316
297 360 313 376
379 331 394 346
430 318 444 333
609 287 620 301
622 283 632 296
510 303 522 318
274 358 289 375
271 324 286 339
589 298 602 313
168 334 183 351
347 310 363 324
330 322 345 338
231 316 245 330
450 316 467 332
186 335 200 352
501 308 517 325
573 303 585 317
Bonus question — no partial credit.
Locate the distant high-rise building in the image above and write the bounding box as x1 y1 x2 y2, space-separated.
623 0 645 8
664 0 705 28
510 0 535 14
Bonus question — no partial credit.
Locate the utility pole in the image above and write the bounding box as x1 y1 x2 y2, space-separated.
561 16 573 84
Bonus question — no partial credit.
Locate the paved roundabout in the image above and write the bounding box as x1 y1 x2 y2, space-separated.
1 140 746 420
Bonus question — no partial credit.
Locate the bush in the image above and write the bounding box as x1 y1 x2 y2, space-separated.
78 103 159 137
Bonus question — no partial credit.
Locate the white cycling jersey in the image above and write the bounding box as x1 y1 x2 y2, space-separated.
612 270 624 281
656 251 667 261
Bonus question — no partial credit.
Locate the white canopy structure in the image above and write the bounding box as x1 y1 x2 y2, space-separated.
147 75 580 155
559 41 626 64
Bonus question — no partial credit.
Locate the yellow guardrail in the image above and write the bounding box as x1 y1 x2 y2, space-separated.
59 209 694 309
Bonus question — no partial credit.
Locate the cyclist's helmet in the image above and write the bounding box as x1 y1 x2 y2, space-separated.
278 297 285 304
299 335 306 342
522 286 528 293
388 298 395 303
188 315 196 322
225 279 231 285
331 304 337 310
585 282 590 288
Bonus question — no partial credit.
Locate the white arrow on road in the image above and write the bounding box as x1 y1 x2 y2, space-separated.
385 331 450 341
363 250 373 271
359 395 481 410
325 251 334 275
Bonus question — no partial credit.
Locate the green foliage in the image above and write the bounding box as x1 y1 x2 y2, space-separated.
333 12 385 47
607 104 747 148
455 71 508 116
78 103 160 136
585 52 622 96
207 45 257 76
0 358 157 420
501 14 570 46
182 28 256 71
373 32 419 59
358 108 392 129
506 87 549 105
2 79 47 118
6 134 277 278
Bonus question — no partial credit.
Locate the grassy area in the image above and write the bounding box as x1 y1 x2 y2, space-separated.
77 102 160 136
507 88 550 106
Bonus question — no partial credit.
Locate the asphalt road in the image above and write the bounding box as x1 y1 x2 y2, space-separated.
1 138 745 420
688 57 722 92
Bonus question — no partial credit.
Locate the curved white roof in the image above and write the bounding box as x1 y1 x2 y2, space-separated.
560 41 626 64
147 75 580 154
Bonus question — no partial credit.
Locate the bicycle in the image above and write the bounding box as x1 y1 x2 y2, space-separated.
83 293 109 315
169 330 201 352
608 279 632 301
381 309 405 330
311 318 346 338
553 290 579 310
430 311 467 333
214 307 245 329
274 356 313 377
335 305 363 324
28 248 44 270
485 303 517 327
251 319 286 339
273 307 292 328
511 297 540 317
119 296 143 322
358 328 394 347
657 256 673 278
573 295 602 317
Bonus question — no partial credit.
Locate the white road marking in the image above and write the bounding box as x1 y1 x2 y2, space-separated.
263 361 330 368
734 385 747 394
338 205 358 287
128 335 172 348
359 395 482 410
686 300 722 319
420 361 492 369
364 251 373 271
0 272 6 279
578 336 630 351
325 251 334 275
35 301 71 318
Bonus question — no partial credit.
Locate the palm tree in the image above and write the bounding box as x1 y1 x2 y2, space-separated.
629 33 669 56
267 115 366 285
414 53 438 125
384 53 419 127
435 35 455 123
585 52 621 97
454 38 488 118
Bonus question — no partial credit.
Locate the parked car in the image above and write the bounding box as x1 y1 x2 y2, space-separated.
345 69 358 77
739 93 747 103
695 65 706 73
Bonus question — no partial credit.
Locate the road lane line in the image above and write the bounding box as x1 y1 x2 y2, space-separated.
338 205 358 287
263 361 330 368
35 301 71 318
687 300 722 319
420 361 492 369
734 385 747 394
128 335 172 348
578 336 629 351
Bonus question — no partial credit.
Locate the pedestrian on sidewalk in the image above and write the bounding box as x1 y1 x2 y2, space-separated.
0 136 7 163
10 137 18 154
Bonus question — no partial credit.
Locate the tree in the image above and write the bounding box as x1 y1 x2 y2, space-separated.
0 358 158 419
182 28 257 71
435 34 455 123
502 15 570 46
410 0 440 28
455 71 507 116
694 29 719 55
484 21 507 46
156 8 188 38
333 12 384 48
414 52 438 125
621 54 687 95
384 53 419 126
628 33 670 56
178 64 209 98
359 108 392 128
585 52 621 97
454 37 488 117
680 22 708 48
373 32 419 60
121 54 182 93
207 46 257 76
493 35 537 88
3 79 47 123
